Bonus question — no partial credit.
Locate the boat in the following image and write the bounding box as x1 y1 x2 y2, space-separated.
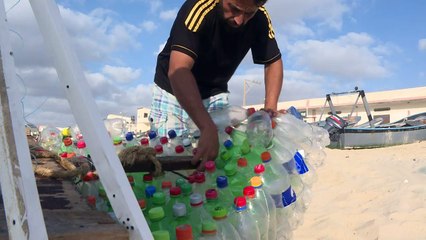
316 88 426 149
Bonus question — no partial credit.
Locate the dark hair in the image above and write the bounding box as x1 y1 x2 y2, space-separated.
255 0 268 6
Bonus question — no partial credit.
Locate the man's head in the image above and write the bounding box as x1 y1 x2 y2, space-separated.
221 0 267 28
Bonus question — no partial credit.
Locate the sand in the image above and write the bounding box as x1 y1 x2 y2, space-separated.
293 141 426 240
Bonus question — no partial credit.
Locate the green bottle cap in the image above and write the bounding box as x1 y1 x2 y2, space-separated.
240 139 251 154
224 163 237 176
175 178 186 187
220 150 232 161
148 207 165 221
181 183 192 196
212 206 228 219
153 192 166 206
152 230 170 240
201 220 217 233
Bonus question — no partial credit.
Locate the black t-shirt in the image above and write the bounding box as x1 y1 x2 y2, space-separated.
154 0 281 99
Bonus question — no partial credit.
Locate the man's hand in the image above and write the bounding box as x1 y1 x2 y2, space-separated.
192 123 219 171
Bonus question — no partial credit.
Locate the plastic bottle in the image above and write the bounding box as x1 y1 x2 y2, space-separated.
215 176 234 210
246 110 273 148
148 130 160 148
138 199 149 223
212 206 241 240
224 163 247 197
176 224 194 240
204 161 219 188
169 203 191 240
180 183 193 212
188 193 213 238
192 172 209 199
61 137 76 155
145 185 157 211
125 132 139 147
182 138 195 156
168 130 181 152
39 126 62 153
190 130 200 148
148 206 168 232
162 181 172 204
152 192 168 220
236 157 252 183
243 186 269 240
250 176 277 240
229 196 261 240
112 136 124 155
76 140 90 158
204 189 219 216
166 187 183 217
198 221 222 240
155 144 165 157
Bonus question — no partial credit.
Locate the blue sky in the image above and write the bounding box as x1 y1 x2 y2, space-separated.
3 0 426 127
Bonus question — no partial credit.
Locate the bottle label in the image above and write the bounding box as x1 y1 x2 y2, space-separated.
294 152 309 174
270 186 297 208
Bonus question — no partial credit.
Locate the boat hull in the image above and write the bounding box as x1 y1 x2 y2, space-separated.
329 125 426 149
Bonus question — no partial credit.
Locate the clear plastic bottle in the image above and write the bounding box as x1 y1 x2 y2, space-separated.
182 138 194 156
229 196 261 240
192 172 209 199
166 186 183 218
162 181 172 204
148 130 160 148
250 176 277 240
180 183 193 212
212 206 241 240
125 132 139 147
215 176 234 210
198 221 222 240
205 161 219 188
246 110 273 148
112 136 124 155
148 206 168 232
169 203 192 240
189 193 213 238
243 186 269 240
224 163 247 197
204 189 219 216
76 140 90 158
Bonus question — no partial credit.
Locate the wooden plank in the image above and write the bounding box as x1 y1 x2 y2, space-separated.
1 176 129 240
123 156 199 172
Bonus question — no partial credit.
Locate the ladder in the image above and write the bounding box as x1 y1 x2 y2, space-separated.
0 1 152 239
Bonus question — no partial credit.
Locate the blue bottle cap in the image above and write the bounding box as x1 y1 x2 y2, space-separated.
168 130 177 139
223 140 233 149
216 176 228 189
145 186 156 198
125 132 134 141
148 130 157 139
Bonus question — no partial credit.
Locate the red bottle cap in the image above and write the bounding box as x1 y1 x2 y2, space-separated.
254 164 265 174
175 145 184 154
205 161 216 172
176 224 193 240
154 145 163 154
162 181 172 189
225 126 233 135
237 157 248 167
243 186 256 198
233 196 247 208
261 151 271 162
170 186 182 196
205 188 218 200
138 199 146 209
140 138 149 146
143 174 153 182
247 107 256 116
160 137 168 145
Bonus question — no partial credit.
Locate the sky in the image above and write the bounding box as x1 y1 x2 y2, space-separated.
3 0 426 127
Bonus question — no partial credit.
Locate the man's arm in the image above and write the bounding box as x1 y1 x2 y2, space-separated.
168 50 219 169
264 58 283 114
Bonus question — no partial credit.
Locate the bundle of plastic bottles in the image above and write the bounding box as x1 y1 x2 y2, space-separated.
65 105 330 240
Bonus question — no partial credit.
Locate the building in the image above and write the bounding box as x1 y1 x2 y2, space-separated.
136 107 151 133
247 86 426 124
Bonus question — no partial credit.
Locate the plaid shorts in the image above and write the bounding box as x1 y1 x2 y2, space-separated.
149 84 229 137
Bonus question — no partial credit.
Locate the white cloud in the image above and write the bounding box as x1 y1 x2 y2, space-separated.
266 0 349 37
288 32 390 80
140 20 158 32
155 41 167 55
160 9 178 21
102 65 142 83
419 39 426 51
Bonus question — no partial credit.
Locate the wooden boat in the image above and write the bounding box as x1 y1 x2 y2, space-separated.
316 89 426 149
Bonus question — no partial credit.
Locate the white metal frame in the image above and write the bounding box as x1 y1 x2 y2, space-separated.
0 0 153 239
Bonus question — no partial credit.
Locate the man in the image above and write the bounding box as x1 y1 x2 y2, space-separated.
150 0 283 169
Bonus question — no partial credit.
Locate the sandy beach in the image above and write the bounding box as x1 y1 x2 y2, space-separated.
293 141 426 240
